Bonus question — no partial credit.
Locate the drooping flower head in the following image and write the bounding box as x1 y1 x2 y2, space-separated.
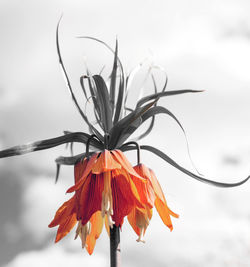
128 164 179 242
49 149 148 253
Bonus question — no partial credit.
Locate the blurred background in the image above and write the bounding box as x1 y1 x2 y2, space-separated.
1 0 250 266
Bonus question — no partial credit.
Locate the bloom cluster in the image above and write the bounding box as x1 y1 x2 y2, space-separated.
49 149 178 254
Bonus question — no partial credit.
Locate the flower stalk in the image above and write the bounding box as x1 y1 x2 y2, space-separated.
110 225 121 267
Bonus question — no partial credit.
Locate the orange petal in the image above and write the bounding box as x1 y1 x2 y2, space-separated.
128 207 152 237
111 169 144 226
78 174 104 225
104 215 110 237
111 150 145 180
86 211 104 255
92 150 121 174
127 208 140 236
154 197 178 231
133 164 156 208
116 168 144 209
49 195 76 228
74 158 88 183
148 169 167 204
55 213 77 242
67 153 99 193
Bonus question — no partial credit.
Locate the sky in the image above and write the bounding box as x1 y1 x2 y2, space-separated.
1 0 250 266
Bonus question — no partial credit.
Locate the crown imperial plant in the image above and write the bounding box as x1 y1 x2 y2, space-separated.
0 18 249 267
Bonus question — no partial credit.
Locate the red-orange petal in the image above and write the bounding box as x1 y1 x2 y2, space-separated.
154 197 179 231
86 211 104 255
133 164 156 208
49 195 76 228
74 159 89 208
92 150 121 174
127 208 140 236
55 213 77 242
148 169 167 203
78 173 104 225
127 206 152 237
111 150 145 180
148 169 179 230
111 169 144 226
67 153 99 193
74 158 88 183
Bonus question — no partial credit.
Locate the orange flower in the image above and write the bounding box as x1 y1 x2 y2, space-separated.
49 149 145 254
128 164 179 242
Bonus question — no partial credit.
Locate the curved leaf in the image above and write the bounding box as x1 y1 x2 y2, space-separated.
77 36 125 77
92 75 113 132
133 74 158 141
80 75 88 100
120 144 250 188
0 132 103 159
55 153 86 165
110 39 118 115
109 101 155 149
113 76 125 124
84 71 102 131
56 18 103 140
136 89 203 108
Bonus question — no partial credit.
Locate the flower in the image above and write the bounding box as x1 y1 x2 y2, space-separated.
49 149 146 254
128 163 179 242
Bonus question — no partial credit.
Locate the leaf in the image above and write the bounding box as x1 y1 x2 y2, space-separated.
55 153 86 165
70 142 74 156
92 75 113 132
133 74 158 141
0 132 103 159
56 18 102 140
140 106 202 175
77 36 124 76
133 116 155 141
113 76 125 124
77 36 126 126
112 105 184 150
109 101 155 149
80 75 88 100
55 164 61 183
84 71 102 128
110 39 118 115
120 144 250 188
124 63 142 108
136 89 203 108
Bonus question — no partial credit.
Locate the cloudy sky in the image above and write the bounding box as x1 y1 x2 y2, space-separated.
1 0 250 266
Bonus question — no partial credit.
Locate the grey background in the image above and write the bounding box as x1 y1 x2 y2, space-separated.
1 0 250 266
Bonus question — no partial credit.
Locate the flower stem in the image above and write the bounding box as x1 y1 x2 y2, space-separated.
110 225 121 267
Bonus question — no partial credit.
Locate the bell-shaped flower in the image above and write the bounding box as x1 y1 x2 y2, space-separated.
128 164 179 242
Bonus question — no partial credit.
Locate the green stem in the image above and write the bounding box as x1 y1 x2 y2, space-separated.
110 225 121 267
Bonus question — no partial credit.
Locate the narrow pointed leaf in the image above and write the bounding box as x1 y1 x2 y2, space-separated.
55 164 61 183
84 71 102 129
113 77 125 124
77 36 124 76
92 75 113 132
55 153 87 165
120 144 250 188
80 75 88 100
133 74 158 141
109 101 155 149
56 19 102 139
110 39 118 114
136 89 203 108
0 132 103 159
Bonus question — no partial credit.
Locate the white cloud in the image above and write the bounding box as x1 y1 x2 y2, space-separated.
4 245 108 267
20 175 73 244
